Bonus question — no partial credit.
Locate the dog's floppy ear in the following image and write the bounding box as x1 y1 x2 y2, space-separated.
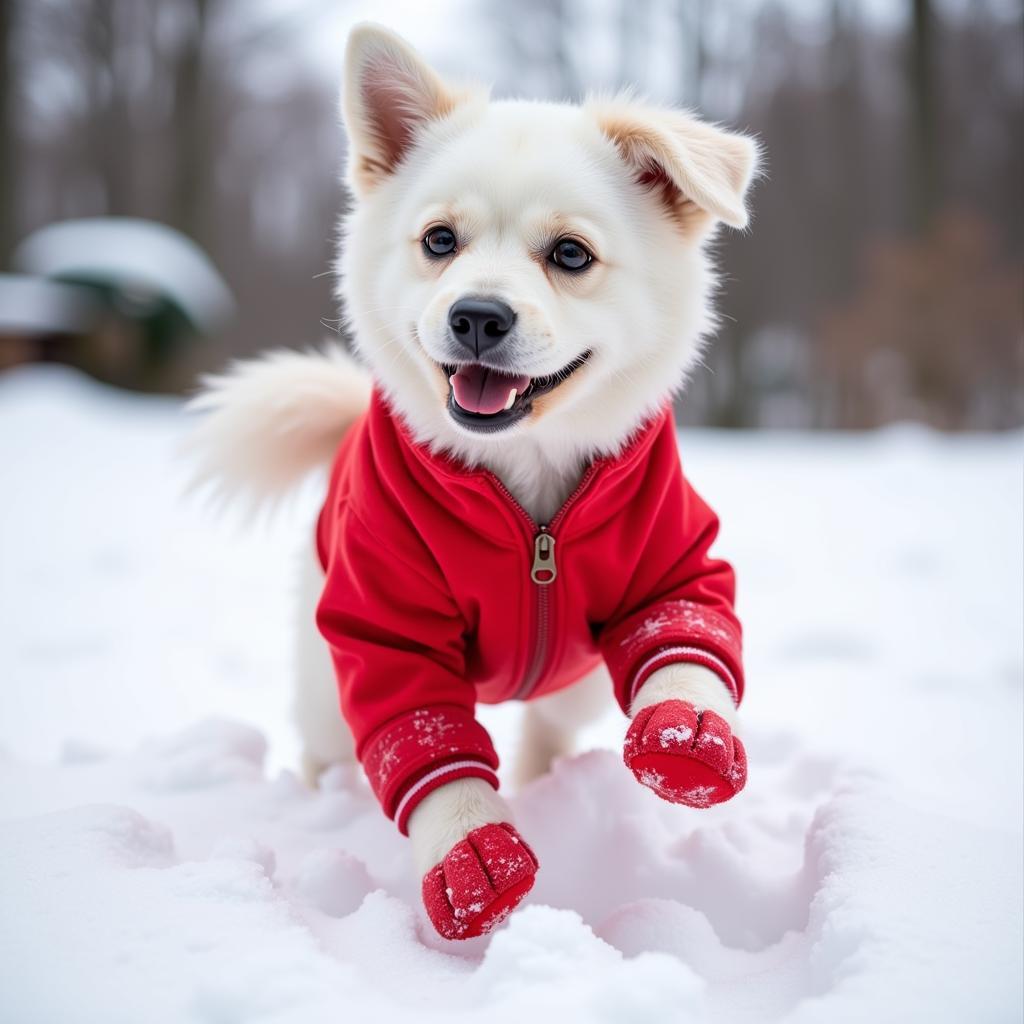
590 97 760 230
342 24 475 196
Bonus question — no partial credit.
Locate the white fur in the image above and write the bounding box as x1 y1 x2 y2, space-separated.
515 663 613 785
407 777 513 877
186 24 757 879
183 344 370 515
293 539 354 781
631 663 738 729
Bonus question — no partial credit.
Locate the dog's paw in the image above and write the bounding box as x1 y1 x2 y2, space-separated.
421 822 538 940
624 699 747 807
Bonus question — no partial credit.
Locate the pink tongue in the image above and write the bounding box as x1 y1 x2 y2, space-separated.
451 365 531 415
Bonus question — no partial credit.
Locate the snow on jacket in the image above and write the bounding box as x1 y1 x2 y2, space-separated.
315 390 744 833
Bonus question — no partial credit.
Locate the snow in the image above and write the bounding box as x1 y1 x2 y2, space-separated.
659 725 694 746
13 219 234 331
0 274 102 335
1 365 1021 1023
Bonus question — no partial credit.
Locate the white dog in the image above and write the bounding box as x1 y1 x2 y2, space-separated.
188 23 759 939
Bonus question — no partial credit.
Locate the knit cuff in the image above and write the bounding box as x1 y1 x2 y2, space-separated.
394 759 499 835
601 599 744 714
624 644 740 712
360 705 500 833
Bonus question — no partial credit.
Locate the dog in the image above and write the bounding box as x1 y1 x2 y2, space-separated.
187 23 759 940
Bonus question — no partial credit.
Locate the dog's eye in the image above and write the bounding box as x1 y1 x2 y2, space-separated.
423 226 457 257
549 238 592 272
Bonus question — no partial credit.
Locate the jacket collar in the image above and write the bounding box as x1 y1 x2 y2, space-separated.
368 388 674 538
373 389 668 479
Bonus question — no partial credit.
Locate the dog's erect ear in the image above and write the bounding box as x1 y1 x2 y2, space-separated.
342 24 472 196
590 98 760 230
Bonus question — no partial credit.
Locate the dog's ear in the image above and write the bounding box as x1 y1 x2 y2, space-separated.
342 24 474 196
590 98 760 231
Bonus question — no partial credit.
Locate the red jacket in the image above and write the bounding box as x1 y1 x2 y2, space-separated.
316 391 743 833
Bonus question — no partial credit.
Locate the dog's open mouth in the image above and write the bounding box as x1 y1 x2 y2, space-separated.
441 351 592 433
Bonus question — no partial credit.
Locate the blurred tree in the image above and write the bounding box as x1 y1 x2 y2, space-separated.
550 0 580 99
821 210 1023 429
82 0 140 215
822 0 868 302
0 0 14 267
698 0 1022 430
483 0 581 99
619 0 653 93
676 0 707 108
169 0 213 246
908 0 939 234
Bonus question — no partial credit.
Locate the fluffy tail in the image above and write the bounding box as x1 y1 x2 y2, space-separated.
183 343 371 515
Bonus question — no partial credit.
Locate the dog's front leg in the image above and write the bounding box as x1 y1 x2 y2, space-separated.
408 778 539 939
407 777 512 875
624 663 747 807
630 662 738 724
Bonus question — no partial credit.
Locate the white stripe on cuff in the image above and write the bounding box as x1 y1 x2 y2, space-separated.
628 645 739 707
394 759 499 829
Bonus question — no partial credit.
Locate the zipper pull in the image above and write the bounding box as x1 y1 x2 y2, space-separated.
531 528 557 585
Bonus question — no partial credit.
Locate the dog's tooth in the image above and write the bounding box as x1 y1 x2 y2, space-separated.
504 388 517 411
449 375 456 387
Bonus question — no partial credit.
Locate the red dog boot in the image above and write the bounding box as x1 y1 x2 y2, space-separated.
421 822 539 940
624 699 747 807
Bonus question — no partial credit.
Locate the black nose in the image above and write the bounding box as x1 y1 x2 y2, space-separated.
447 298 516 358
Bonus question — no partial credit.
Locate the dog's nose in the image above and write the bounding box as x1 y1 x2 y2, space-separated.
447 298 516 358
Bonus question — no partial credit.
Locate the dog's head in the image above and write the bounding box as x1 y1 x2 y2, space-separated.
337 24 759 461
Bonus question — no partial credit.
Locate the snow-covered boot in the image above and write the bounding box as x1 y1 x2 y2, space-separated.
624 700 747 807
421 822 539 939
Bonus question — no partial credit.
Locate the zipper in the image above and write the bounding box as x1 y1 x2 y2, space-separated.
485 464 603 701
531 529 557 584
514 527 555 699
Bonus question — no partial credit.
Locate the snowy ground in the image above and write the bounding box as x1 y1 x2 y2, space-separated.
0 365 1021 1023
